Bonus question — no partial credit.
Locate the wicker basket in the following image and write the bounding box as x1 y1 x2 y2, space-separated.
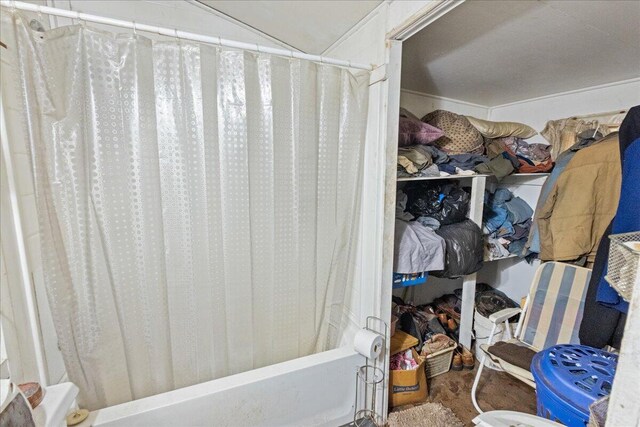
605 232 640 302
421 345 456 379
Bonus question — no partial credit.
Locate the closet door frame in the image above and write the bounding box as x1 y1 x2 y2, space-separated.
381 0 477 349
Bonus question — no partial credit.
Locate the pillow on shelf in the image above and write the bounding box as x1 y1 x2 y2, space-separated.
466 116 538 139
398 111 444 147
422 109 484 154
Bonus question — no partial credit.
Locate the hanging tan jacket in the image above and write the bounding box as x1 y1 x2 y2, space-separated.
537 133 621 262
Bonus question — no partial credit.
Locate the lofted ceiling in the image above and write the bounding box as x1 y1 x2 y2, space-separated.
197 0 383 54
402 0 640 106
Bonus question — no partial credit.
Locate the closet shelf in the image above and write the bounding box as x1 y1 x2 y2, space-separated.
484 254 519 262
397 173 549 182
397 174 489 182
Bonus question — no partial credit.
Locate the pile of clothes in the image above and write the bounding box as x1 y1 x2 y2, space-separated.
483 188 534 259
394 182 483 279
397 108 553 179
480 136 553 179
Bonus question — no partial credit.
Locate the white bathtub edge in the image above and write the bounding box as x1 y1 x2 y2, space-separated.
80 346 363 426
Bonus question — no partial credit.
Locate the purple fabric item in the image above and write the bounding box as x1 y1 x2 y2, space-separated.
398 115 444 147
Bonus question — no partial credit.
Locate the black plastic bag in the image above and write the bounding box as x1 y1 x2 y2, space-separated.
475 289 519 318
404 182 470 226
431 219 483 278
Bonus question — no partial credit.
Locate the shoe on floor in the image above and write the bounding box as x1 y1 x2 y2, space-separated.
451 352 463 371
460 346 474 369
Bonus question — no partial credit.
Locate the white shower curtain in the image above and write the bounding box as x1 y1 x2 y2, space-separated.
12 14 369 410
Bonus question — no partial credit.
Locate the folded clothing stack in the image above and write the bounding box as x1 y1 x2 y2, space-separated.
394 182 484 279
396 108 549 179
482 136 553 176
394 189 446 274
398 109 490 177
483 188 534 259
397 108 446 178
468 116 552 179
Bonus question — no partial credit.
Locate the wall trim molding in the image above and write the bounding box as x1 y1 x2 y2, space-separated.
387 0 463 41
489 77 640 112
400 88 489 110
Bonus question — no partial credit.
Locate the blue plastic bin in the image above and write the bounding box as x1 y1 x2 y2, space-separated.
392 272 428 289
531 345 617 427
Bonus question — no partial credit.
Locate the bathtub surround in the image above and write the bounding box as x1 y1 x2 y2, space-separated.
10 13 369 410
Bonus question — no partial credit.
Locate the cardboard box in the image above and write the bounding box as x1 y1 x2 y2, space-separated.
388 348 428 408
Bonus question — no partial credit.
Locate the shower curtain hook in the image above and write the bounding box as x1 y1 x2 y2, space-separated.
132 21 137 36
36 4 46 24
77 12 86 28
173 28 179 43
216 36 222 49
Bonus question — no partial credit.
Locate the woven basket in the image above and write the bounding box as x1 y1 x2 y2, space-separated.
420 345 456 379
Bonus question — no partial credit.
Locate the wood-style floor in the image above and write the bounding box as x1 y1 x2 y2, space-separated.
393 362 537 426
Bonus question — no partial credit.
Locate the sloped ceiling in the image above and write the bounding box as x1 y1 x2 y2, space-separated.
402 0 640 106
197 0 383 53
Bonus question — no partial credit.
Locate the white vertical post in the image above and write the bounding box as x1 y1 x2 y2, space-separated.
377 39 403 424
459 176 486 349
606 260 640 426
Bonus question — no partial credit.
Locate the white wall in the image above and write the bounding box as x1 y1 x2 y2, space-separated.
489 78 640 144
47 0 285 48
324 0 445 342
400 89 489 118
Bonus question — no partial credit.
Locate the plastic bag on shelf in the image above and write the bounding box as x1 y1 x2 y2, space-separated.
432 219 484 278
404 182 470 226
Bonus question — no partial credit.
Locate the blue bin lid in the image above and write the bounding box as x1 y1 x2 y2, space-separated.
531 345 617 412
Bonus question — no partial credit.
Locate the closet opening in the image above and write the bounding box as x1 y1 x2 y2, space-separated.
386 0 639 425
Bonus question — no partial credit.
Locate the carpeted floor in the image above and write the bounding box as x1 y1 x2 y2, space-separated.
391 361 537 426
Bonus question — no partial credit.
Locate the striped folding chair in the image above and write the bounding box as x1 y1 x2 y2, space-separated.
471 262 592 413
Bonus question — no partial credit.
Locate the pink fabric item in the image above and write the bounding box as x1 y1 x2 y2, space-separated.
390 349 419 370
399 115 444 147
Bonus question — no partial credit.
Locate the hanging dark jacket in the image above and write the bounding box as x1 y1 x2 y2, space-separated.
579 105 640 348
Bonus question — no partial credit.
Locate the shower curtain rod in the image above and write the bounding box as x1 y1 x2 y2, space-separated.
0 0 373 71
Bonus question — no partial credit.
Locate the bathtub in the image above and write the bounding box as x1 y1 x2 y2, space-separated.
78 347 365 427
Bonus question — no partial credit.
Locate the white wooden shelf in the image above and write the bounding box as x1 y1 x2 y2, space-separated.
397 174 489 182
484 253 518 262
394 171 549 348
397 172 549 182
